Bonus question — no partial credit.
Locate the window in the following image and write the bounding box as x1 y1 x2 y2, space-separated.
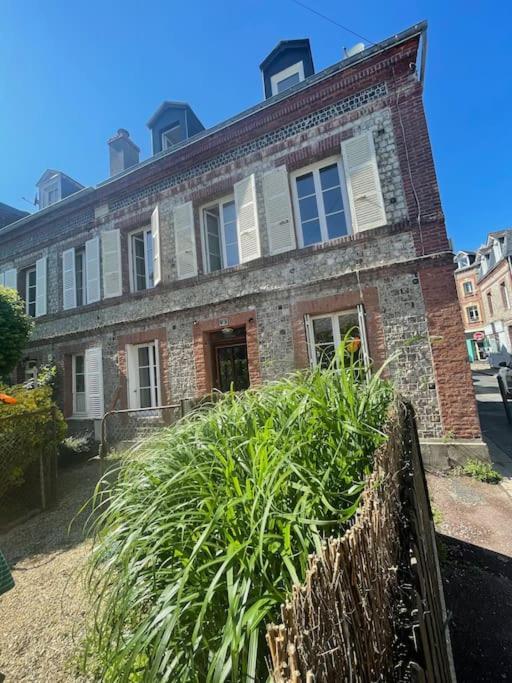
127 342 160 409
292 159 350 247
306 307 368 368
270 62 305 95
25 267 36 317
202 198 239 272
75 248 86 307
24 359 38 384
40 183 60 209
487 291 494 316
501 282 510 309
462 281 474 296
457 256 470 269
161 123 182 150
130 228 154 291
466 305 480 323
72 354 86 415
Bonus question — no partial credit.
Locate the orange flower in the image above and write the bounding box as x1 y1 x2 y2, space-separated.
0 393 17 405
347 337 361 354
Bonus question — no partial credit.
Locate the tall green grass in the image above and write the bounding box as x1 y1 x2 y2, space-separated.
82 344 392 682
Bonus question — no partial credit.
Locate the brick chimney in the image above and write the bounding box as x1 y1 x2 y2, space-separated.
107 129 140 176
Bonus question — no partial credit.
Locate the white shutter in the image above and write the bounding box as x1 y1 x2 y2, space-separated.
151 206 161 286
234 174 261 263
341 131 386 232
174 202 197 279
62 248 76 310
126 345 139 409
85 346 104 419
101 229 122 298
86 236 101 303
35 256 47 317
3 268 17 290
263 167 296 255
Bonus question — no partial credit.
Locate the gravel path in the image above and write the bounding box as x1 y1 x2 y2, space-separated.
0 459 102 682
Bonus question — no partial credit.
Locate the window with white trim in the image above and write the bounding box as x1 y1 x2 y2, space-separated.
127 342 160 409
161 123 182 150
75 248 87 306
270 62 305 95
291 158 351 247
40 182 60 209
500 282 510 309
25 267 36 317
462 281 474 296
72 354 86 416
305 307 368 368
202 197 239 272
129 228 154 291
466 305 480 323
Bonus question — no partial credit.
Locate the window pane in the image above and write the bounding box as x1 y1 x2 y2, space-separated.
222 201 236 225
222 201 239 267
28 269 36 287
76 375 85 393
319 164 341 191
140 387 152 409
299 195 319 223
337 312 359 338
205 210 222 272
312 317 334 344
277 72 300 93
138 346 150 367
75 355 84 374
139 365 151 389
75 393 86 413
145 231 154 288
225 244 239 268
322 187 344 215
326 212 348 240
302 219 322 246
296 173 315 198
223 218 237 246
315 344 336 368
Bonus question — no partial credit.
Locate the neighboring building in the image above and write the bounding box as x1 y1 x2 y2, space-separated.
454 232 512 363
0 22 481 445
0 202 29 229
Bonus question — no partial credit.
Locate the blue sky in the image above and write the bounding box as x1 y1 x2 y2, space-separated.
1 1 511 251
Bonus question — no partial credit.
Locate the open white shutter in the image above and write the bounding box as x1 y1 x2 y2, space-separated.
3 268 17 290
85 346 104 419
86 236 101 303
263 167 296 255
151 206 161 286
62 248 76 310
174 202 197 279
341 131 386 232
101 229 122 298
35 256 47 317
234 174 261 263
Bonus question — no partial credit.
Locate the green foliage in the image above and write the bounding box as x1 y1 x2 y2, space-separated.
0 384 66 498
59 431 95 461
36 363 57 389
458 459 502 484
82 343 393 682
0 286 33 381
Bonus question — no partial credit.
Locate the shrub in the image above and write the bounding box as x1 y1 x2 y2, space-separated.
0 286 33 381
458 459 502 484
0 384 66 497
82 344 393 682
59 431 95 464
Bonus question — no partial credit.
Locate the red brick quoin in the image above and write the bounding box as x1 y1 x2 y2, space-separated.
420 263 481 439
193 310 261 396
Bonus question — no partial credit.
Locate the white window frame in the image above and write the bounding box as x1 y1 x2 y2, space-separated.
161 123 181 150
25 266 37 317
127 341 161 410
462 281 474 296
305 305 369 368
72 353 87 417
291 156 352 248
200 194 239 273
128 227 154 292
270 61 305 96
466 305 480 323
75 247 87 307
40 182 61 209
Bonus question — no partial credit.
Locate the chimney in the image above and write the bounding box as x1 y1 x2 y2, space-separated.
107 129 140 176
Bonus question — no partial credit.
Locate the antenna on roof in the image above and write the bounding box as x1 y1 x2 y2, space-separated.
21 195 38 207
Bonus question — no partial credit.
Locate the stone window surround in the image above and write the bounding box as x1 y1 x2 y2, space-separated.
193 309 261 396
290 288 385 371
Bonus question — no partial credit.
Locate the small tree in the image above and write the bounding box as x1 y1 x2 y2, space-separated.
0 286 33 381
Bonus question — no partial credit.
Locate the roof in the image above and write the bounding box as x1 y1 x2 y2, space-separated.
0 202 29 229
146 101 201 129
36 169 84 189
0 21 427 240
259 39 312 71
476 228 512 281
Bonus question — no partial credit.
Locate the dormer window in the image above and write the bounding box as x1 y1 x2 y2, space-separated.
457 256 469 269
36 170 83 211
270 62 305 95
161 123 182 150
40 182 60 209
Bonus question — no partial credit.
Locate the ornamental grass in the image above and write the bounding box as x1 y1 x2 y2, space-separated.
82 341 392 682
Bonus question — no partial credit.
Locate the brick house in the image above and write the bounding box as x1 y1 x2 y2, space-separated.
453 250 487 361
455 231 512 363
0 22 481 444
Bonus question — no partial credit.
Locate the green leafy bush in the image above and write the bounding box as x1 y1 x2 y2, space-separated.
458 459 502 484
0 384 66 497
0 286 33 381
59 431 95 463
82 345 392 682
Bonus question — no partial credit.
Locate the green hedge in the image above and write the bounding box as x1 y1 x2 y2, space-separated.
0 385 66 498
